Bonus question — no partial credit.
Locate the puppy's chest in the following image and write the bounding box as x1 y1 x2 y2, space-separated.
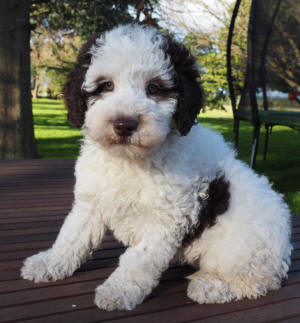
91 166 201 245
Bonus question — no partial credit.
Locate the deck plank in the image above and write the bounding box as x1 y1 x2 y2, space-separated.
0 159 299 323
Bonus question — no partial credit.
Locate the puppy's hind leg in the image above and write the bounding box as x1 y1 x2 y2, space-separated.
187 248 290 304
187 271 235 304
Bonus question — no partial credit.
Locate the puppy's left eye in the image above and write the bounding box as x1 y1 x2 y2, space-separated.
146 83 159 95
102 81 114 92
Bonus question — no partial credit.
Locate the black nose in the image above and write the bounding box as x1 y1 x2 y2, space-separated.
113 118 138 137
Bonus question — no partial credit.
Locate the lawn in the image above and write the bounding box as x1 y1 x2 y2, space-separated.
33 98 82 158
32 98 300 213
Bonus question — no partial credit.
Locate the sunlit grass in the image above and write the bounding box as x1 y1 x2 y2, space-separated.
32 98 300 213
33 98 82 158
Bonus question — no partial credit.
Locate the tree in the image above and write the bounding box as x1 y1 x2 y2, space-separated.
31 27 84 98
184 34 228 110
0 0 38 158
0 0 160 159
30 0 159 98
262 0 300 92
177 0 250 110
30 0 159 40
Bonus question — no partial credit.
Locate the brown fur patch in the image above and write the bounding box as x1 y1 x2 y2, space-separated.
164 37 204 136
183 175 230 246
64 34 100 128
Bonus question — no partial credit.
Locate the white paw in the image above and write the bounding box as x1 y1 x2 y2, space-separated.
94 280 144 311
21 250 65 283
187 273 235 304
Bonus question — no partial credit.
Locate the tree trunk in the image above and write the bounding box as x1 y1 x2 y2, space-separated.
32 75 40 99
0 0 38 158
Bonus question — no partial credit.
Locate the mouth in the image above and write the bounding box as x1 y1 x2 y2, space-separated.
107 134 152 153
106 134 133 147
117 137 130 145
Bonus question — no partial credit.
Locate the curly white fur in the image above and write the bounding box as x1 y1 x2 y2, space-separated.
21 24 292 311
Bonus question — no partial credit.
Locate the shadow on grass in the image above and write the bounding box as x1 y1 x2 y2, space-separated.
34 101 64 106
34 114 71 127
37 136 82 158
33 99 65 106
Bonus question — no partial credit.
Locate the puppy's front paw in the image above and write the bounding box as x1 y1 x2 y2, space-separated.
21 250 63 283
95 280 144 311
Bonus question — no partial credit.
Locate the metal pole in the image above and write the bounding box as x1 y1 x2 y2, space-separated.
226 0 242 149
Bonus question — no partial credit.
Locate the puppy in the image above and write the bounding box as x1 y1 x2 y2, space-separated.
21 24 292 311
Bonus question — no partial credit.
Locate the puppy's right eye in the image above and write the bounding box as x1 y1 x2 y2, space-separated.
87 80 114 98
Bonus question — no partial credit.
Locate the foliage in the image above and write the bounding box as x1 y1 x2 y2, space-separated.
218 0 250 94
189 0 300 104
30 0 158 40
183 0 250 110
31 27 83 98
261 0 300 91
30 0 159 98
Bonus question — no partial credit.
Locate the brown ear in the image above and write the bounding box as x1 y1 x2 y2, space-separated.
63 35 100 128
165 37 204 136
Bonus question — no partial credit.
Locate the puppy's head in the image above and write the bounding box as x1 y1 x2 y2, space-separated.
64 24 203 158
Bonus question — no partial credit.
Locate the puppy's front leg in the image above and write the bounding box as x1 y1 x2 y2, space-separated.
95 234 179 311
21 199 106 282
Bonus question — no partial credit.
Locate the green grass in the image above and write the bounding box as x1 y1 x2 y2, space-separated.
33 98 82 158
32 98 300 213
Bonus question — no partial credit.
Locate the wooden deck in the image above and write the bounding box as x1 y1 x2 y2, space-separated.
0 159 300 323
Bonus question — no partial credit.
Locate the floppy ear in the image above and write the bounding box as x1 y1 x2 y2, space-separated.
64 35 100 128
165 37 204 136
